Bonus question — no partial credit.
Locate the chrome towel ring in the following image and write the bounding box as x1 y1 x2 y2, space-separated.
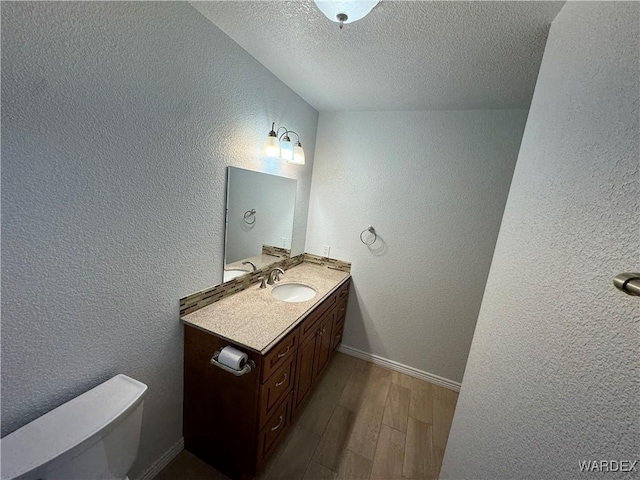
613 272 640 296
243 209 256 225
360 226 377 246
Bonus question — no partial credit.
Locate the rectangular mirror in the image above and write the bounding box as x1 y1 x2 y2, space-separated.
223 167 297 283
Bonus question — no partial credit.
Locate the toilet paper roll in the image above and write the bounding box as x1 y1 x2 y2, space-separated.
217 346 248 371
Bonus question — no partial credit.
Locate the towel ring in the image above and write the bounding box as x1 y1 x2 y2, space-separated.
243 209 256 225
360 226 377 246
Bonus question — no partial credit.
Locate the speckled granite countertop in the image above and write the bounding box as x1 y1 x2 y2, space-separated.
181 262 350 354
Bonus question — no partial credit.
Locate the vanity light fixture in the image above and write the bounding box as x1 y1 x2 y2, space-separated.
292 139 305 165
262 124 281 158
314 0 380 29
262 123 305 165
280 132 294 162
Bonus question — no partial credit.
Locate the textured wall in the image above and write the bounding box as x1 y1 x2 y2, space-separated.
441 2 639 478
1 2 317 476
305 110 528 383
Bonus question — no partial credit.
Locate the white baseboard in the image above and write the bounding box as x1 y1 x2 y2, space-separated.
337 344 461 392
136 437 184 480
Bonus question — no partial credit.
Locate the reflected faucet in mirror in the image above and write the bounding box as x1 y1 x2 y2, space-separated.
242 261 257 272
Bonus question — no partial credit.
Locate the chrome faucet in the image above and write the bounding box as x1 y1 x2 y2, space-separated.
267 267 285 285
259 267 285 289
242 261 257 272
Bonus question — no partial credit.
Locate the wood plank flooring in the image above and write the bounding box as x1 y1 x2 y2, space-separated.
155 352 458 480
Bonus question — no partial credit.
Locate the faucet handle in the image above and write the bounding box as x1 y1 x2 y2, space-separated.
259 276 268 289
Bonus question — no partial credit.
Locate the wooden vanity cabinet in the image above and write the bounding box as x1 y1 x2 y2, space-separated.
183 326 263 480
292 309 335 416
292 279 350 417
332 295 348 350
183 278 350 480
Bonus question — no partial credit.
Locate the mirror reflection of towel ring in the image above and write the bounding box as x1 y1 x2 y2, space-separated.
243 209 256 225
360 226 377 246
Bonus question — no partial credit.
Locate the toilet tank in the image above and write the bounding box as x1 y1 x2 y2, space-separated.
1 374 147 480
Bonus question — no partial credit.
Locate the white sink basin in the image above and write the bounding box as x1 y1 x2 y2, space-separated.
271 283 317 303
223 269 249 282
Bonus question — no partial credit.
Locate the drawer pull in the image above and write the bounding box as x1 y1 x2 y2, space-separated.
335 333 341 340
275 373 288 387
277 346 290 358
271 415 284 432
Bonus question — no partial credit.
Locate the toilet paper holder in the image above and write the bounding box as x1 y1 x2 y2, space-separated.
210 350 255 377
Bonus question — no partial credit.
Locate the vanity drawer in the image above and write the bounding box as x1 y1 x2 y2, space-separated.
259 357 295 429
331 297 347 351
331 323 344 351
336 298 347 324
337 279 350 302
262 328 298 383
257 393 291 463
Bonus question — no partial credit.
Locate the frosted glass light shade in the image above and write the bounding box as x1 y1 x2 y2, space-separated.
263 135 281 158
292 144 305 165
280 139 294 162
314 0 379 25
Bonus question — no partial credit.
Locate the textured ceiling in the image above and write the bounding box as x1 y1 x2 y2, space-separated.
191 1 565 112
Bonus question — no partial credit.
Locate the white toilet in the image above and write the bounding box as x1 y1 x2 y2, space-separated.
1 374 147 480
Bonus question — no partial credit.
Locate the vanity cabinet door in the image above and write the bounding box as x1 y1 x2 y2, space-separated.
294 332 317 412
313 312 335 379
299 294 336 341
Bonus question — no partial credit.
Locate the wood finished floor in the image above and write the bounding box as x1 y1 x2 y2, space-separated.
155 352 458 480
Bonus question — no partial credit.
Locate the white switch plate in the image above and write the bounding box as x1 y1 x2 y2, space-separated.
322 245 331 257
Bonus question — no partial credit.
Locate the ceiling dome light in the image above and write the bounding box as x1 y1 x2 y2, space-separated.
314 1 379 29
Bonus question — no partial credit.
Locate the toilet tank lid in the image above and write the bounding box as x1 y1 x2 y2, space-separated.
0 374 147 480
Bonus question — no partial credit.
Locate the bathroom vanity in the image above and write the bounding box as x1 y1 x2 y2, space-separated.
181 262 350 480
